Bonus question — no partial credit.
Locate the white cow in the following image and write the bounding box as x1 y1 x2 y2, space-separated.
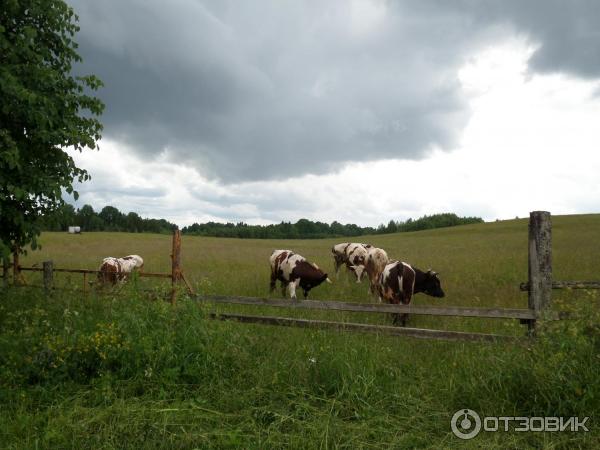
270 250 331 299
98 254 144 284
331 242 371 282
364 247 390 298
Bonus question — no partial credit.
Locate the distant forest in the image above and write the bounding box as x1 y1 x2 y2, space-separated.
40 204 484 239
40 204 176 235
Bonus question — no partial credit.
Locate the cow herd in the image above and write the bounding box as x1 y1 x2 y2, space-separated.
271 243 445 326
98 243 445 327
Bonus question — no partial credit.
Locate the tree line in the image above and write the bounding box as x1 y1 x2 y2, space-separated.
40 204 177 235
375 213 484 234
40 204 483 238
182 213 483 238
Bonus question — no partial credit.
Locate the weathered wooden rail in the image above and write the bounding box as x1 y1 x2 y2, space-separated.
198 295 549 342
199 295 565 320
19 266 172 278
520 281 600 291
209 312 520 342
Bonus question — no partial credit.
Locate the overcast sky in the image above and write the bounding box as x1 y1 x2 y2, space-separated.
67 0 600 226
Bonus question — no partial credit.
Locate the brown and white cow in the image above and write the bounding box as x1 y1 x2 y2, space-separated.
270 250 331 299
331 242 372 282
98 255 144 285
364 247 389 297
377 260 444 326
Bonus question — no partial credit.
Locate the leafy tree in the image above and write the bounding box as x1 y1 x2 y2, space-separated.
125 211 143 233
295 218 317 237
0 0 104 257
385 220 397 234
76 204 98 230
99 205 124 230
38 202 75 231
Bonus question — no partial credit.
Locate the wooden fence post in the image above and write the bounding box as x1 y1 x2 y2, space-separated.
171 228 182 305
43 260 54 296
528 211 552 335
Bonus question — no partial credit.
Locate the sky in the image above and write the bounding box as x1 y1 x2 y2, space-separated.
66 0 600 227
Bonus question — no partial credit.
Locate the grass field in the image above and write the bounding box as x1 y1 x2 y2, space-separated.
1 215 600 448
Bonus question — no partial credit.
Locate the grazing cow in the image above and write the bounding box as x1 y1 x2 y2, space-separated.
364 247 389 297
270 250 331 299
377 261 444 326
331 242 372 282
98 255 144 285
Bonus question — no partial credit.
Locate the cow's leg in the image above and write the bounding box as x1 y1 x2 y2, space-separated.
290 278 300 300
391 313 407 326
374 281 383 302
288 279 300 300
372 281 383 300
398 295 412 327
270 271 277 293
389 295 405 326
352 266 363 283
398 313 408 327
333 257 342 276
368 274 376 294
280 281 287 297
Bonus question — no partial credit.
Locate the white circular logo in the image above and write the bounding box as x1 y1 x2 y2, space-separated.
451 409 482 440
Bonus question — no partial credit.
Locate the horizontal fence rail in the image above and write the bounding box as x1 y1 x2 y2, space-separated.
198 295 565 320
14 266 172 279
210 312 520 342
520 281 600 291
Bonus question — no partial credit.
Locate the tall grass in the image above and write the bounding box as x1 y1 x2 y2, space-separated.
1 286 598 448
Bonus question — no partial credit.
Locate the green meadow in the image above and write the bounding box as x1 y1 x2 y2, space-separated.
1 215 599 448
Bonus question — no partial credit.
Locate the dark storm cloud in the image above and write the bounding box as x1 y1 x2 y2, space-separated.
470 0 600 79
70 0 600 182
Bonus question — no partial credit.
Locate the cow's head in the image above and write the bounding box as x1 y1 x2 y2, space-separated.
349 264 365 282
423 270 445 298
123 255 144 270
298 264 331 298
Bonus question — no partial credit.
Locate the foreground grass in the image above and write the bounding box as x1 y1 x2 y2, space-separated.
1 286 599 449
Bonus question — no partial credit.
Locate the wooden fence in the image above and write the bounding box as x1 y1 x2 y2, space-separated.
3 212 598 342
200 295 555 342
198 211 597 341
